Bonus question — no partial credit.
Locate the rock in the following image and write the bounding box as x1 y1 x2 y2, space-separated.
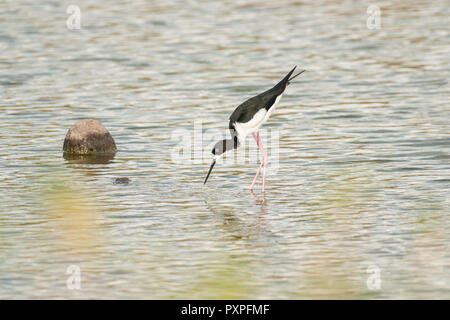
113 177 130 185
63 152 115 164
63 119 117 155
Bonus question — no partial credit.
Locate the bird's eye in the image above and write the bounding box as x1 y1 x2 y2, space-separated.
212 148 216 155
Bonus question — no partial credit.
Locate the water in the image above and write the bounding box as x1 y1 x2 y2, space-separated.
0 0 449 299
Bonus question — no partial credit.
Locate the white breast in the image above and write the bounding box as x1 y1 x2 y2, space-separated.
233 94 283 141
234 108 267 141
264 93 283 122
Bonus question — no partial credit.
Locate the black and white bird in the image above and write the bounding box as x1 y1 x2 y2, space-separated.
203 66 305 192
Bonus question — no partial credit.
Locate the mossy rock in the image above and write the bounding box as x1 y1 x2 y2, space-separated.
63 119 117 155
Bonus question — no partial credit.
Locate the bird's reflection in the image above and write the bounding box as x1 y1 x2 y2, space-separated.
250 190 267 209
202 188 272 241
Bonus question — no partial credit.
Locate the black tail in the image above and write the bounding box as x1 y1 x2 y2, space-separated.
274 66 305 88
288 69 305 82
278 66 297 86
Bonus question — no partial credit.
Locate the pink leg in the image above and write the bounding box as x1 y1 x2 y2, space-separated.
250 161 263 191
260 135 268 193
250 132 262 190
249 132 268 192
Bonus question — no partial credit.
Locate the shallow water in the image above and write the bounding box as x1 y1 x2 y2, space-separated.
0 0 449 299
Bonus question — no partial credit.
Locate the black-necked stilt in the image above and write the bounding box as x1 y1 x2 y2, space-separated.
204 66 305 192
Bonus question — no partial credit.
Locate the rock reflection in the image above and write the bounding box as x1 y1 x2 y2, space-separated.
63 152 116 164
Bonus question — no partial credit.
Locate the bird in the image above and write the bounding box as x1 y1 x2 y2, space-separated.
203 66 305 192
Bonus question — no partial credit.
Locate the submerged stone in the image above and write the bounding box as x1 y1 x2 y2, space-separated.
63 119 117 155
113 177 130 185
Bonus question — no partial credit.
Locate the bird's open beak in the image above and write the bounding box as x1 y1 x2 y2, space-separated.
203 159 216 184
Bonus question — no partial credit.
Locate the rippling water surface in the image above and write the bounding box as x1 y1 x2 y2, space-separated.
0 0 449 299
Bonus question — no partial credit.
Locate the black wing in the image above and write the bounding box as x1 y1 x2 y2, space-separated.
228 66 297 129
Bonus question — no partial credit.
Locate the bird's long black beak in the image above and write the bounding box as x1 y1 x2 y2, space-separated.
203 160 216 184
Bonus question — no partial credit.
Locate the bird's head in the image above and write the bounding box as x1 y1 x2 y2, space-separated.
203 137 239 184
